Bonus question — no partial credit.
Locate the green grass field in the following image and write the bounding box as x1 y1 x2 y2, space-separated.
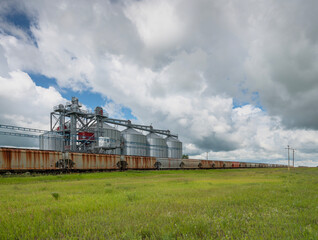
0 168 317 239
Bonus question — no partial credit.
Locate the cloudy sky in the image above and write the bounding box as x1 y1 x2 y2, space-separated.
0 0 318 166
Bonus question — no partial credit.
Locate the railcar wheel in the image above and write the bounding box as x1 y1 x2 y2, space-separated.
154 161 161 170
116 161 128 171
55 159 75 170
179 162 185 169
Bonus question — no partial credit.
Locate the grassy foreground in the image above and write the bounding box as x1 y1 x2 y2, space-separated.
0 168 317 239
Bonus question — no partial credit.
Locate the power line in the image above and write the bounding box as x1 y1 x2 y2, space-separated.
284 145 296 169
285 145 291 171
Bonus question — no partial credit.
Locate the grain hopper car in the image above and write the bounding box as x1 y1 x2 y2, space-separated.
0 147 286 173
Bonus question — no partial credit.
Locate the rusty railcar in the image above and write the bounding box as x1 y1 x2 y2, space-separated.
222 161 232 168
199 160 214 169
125 156 156 170
0 148 123 172
70 152 120 170
0 148 60 171
231 162 240 168
210 161 224 168
239 162 247 168
155 158 183 169
0 147 286 172
181 159 201 169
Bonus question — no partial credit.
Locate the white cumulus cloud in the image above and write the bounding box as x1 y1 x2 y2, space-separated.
0 0 318 166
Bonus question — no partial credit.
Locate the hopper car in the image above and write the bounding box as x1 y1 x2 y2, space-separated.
0 148 286 173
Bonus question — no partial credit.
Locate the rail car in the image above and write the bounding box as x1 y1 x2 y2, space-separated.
0 148 286 173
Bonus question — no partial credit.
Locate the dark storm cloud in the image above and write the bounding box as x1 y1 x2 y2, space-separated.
244 0 318 130
194 134 239 152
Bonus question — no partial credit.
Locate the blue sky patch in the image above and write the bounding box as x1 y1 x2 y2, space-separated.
121 107 137 120
29 73 136 120
29 73 57 88
232 89 265 111
5 11 31 30
4 9 38 47
232 98 249 109
104 98 137 120
251 92 265 111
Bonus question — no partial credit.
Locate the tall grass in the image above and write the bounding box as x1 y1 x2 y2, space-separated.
0 168 317 239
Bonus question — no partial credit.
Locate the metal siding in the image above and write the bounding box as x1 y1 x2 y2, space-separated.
71 152 120 170
241 162 246 168
146 133 168 158
125 156 156 169
199 160 213 168
39 132 63 151
183 159 200 169
166 137 182 159
156 158 183 169
91 123 121 155
231 162 240 168
0 148 59 170
212 161 223 168
121 128 148 156
239 162 247 168
220 161 230 168
1 148 285 171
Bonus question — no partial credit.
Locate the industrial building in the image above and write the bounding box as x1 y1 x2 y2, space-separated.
0 97 287 172
41 97 183 158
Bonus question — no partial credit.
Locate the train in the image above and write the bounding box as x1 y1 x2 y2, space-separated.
0 147 286 173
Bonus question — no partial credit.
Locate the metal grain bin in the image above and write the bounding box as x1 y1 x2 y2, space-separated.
146 133 168 158
166 136 182 159
121 128 147 156
39 132 63 151
91 123 121 154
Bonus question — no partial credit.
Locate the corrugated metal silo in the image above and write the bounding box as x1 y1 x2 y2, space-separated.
39 132 63 151
121 128 147 156
92 123 121 154
166 136 182 159
146 133 168 158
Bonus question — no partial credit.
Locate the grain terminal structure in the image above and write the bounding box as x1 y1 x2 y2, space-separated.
0 97 287 172
43 97 182 158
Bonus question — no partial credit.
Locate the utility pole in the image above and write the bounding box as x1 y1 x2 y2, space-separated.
206 152 208 160
285 145 291 171
292 149 295 168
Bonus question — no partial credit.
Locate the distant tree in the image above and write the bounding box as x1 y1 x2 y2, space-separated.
182 154 189 159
